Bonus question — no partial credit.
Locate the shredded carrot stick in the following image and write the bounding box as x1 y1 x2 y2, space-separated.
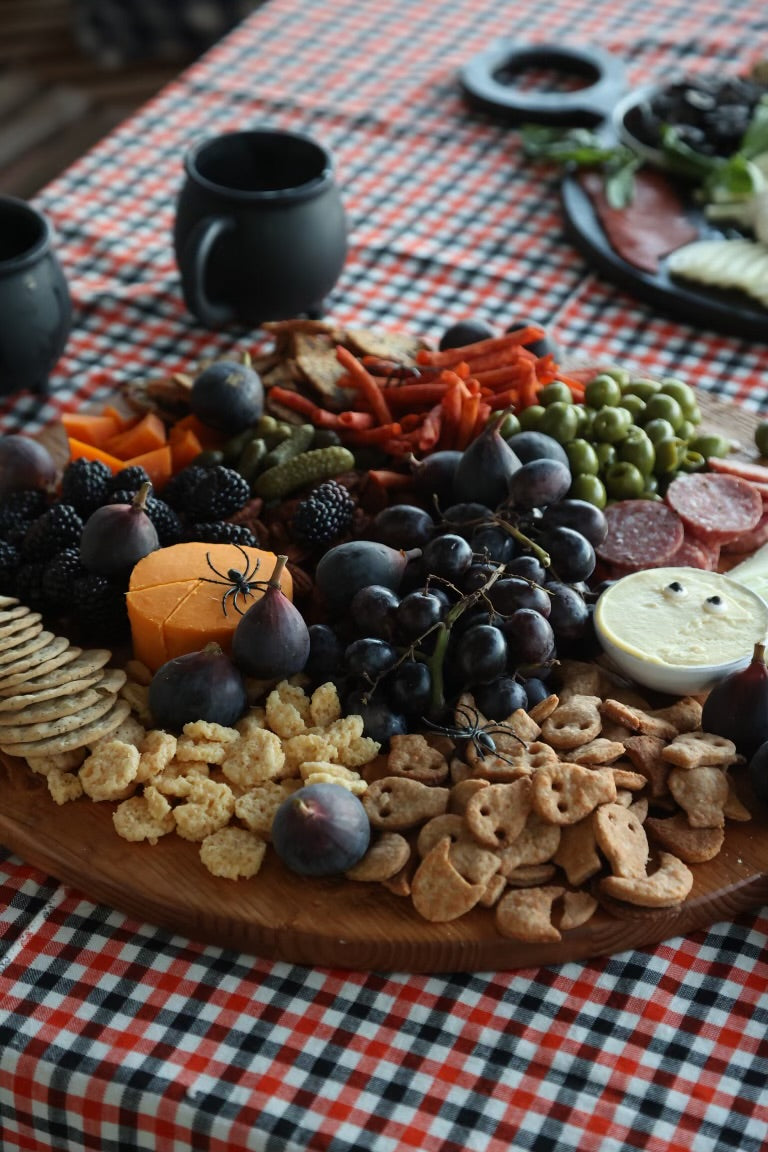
337 410 375 430
366 469 413 489
400 412 423 431
473 401 492 440
336 345 393 424
418 405 443 452
417 328 545 368
516 361 540 409
377 382 453 407
456 393 479 450
344 421 403 445
440 381 464 449
485 388 520 410
268 386 321 417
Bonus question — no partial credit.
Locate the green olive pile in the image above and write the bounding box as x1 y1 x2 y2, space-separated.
500 367 731 507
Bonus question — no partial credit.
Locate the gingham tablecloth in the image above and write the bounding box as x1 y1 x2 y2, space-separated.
2 1 768 1149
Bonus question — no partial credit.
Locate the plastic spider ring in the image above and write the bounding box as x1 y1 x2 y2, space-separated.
459 41 626 127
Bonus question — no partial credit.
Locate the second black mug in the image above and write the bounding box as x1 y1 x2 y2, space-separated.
173 128 348 329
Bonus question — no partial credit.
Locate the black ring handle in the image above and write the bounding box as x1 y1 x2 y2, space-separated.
460 42 626 126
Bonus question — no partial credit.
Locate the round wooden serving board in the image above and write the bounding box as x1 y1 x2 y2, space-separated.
1 391 767 972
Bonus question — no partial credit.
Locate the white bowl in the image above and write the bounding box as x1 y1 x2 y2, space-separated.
594 566 768 696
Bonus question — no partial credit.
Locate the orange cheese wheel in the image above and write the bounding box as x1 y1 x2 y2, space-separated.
127 542 293 671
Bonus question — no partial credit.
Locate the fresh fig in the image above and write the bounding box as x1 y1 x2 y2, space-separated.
79 481 159 576
232 554 310 679
453 415 521 507
701 641 768 759
409 450 461 503
0 434 57 496
148 642 248 732
314 539 420 612
190 359 264 433
271 783 371 876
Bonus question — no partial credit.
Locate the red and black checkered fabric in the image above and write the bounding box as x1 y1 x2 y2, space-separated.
2 1 768 1150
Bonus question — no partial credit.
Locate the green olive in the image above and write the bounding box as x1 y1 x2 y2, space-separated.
538 381 574 406
643 474 659 495
618 427 655 476
584 373 623 409
617 393 646 420
643 417 677 445
539 401 580 443
756 421 768 458
498 411 522 439
652 437 685 475
623 377 661 401
569 473 607 508
641 393 685 431
677 419 696 441
518 404 546 430
574 405 596 435
687 433 732 460
604 461 646 499
660 377 698 419
594 442 617 470
679 450 707 473
591 405 632 443
566 438 600 475
600 365 631 388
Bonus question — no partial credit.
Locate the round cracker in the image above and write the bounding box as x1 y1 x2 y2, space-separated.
0 691 118 745
0 609 40 636
0 624 48 665
6 649 112 693
0 595 20 608
0 671 106 711
1 698 131 757
0 635 70 684
0 642 83 692
0 685 104 726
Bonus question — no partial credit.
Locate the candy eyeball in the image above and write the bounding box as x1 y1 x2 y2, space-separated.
703 594 727 615
664 580 688 600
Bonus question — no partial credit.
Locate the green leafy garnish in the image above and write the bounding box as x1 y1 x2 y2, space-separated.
521 125 640 207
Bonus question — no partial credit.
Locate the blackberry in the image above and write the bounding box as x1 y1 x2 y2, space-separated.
0 540 20 595
14 561 48 611
109 490 183 545
60 458 112 517
292 481 356 545
186 521 260 547
42 547 88 611
0 489 48 545
72 572 129 639
108 465 151 496
162 465 209 513
185 465 250 521
20 504 84 562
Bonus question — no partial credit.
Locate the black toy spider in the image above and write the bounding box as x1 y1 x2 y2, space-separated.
199 544 267 616
424 701 525 763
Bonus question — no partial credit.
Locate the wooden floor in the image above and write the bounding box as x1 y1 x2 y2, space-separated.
0 0 208 198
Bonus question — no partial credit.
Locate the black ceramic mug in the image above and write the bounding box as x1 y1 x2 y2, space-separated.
173 129 348 328
0 196 71 397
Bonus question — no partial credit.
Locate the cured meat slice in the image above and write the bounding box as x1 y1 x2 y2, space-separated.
596 500 685 570
721 506 768 554
665 473 763 545
666 535 716 570
706 456 768 484
580 170 699 274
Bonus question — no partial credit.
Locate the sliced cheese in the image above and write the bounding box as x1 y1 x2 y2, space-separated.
667 237 768 308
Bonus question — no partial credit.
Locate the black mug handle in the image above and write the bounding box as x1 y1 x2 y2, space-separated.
460 42 626 126
180 215 237 328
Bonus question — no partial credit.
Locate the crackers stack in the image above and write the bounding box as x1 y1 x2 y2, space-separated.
0 595 129 762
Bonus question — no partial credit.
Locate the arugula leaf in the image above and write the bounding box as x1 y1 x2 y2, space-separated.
704 152 764 203
604 155 642 209
520 125 639 203
740 95 768 159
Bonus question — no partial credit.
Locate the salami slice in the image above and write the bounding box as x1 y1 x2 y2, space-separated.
665 472 763 545
706 456 768 485
596 500 685 570
721 506 768 554
666 535 714 570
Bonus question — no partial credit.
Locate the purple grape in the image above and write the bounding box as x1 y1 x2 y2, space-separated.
388 660 433 715
473 676 528 719
506 554 547 584
306 624 344 682
421 533 474 582
373 504 435 550
396 590 443 639
344 637 398 679
350 584 400 639
508 458 571 511
523 677 550 707
541 526 596 584
502 608 555 667
456 623 507 684
345 689 408 748
546 581 591 641
489 577 551 618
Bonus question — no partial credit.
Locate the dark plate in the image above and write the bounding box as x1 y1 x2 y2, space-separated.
560 175 768 343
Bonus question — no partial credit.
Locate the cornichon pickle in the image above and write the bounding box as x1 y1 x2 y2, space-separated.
312 428 342 449
221 427 257 463
193 448 225 467
238 437 268 484
263 423 315 468
254 446 356 500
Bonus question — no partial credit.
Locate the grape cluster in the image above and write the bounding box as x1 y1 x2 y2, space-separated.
305 453 607 744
